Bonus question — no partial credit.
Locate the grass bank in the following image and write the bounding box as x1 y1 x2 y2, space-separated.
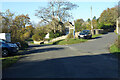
109 44 120 59
1 49 28 69
1 55 24 69
92 34 102 38
110 44 120 53
47 34 102 45
52 38 87 45
109 34 120 59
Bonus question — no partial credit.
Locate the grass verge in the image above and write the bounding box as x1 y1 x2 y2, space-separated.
1 55 24 69
92 34 102 38
1 49 28 69
47 34 102 45
49 38 88 45
110 44 120 59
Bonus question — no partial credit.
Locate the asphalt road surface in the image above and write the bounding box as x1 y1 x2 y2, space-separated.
3 32 119 78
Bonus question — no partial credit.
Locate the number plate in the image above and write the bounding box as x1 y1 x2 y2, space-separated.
80 35 84 37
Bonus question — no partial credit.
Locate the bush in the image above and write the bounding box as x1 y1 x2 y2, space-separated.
98 23 104 29
32 34 43 41
11 37 28 49
66 33 73 39
19 41 28 49
49 30 64 39
98 23 115 31
23 32 31 40
26 38 33 41
49 31 55 39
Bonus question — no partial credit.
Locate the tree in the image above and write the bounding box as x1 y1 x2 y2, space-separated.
35 1 78 33
0 14 2 32
26 25 34 37
92 18 98 29
0 9 32 48
13 14 30 29
93 16 96 20
1 9 14 33
98 6 118 31
75 19 84 32
32 26 47 41
99 7 118 26
87 18 91 22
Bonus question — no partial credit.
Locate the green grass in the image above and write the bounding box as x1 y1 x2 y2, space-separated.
30 41 34 44
26 38 33 41
1 55 24 69
1 49 28 69
92 34 102 38
51 38 87 45
46 34 103 45
110 44 120 53
110 44 120 59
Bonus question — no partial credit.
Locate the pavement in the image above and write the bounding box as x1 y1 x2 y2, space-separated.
2 32 119 79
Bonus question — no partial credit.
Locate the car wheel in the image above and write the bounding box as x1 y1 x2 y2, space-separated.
2 49 9 57
89 36 92 39
78 36 80 39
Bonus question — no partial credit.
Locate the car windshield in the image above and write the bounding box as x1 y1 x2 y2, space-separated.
81 30 90 34
0 39 9 43
0 39 5 43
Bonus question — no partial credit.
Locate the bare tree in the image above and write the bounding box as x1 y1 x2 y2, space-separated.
35 0 78 33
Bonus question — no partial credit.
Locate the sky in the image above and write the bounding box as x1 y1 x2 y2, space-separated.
0 0 118 24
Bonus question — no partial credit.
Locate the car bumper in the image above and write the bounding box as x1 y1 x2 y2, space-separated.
78 35 92 39
8 47 19 53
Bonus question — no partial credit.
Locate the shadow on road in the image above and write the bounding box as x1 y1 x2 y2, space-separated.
29 44 53 48
18 47 65 55
3 53 119 79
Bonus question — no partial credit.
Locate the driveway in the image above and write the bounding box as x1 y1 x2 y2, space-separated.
3 32 119 78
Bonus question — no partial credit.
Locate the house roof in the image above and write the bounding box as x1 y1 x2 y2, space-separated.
64 21 74 27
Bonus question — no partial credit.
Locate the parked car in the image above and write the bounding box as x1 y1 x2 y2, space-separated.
15 42 21 49
78 30 92 39
0 39 19 57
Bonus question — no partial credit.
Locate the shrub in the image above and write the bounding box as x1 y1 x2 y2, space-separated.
32 34 42 41
19 41 28 49
49 31 55 39
11 39 28 49
66 33 73 39
49 30 64 39
98 23 104 29
23 31 31 40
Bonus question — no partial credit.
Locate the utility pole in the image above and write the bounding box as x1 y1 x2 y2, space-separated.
72 20 75 39
91 6 94 35
74 20 75 39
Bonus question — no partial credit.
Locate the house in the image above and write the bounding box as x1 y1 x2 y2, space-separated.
64 21 75 35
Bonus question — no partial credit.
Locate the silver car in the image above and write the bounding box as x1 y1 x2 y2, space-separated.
78 30 92 39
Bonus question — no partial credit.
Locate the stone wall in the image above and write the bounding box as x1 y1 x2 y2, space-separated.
34 41 44 44
94 29 104 34
50 35 67 42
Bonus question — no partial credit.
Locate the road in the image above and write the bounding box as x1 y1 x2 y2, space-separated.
3 32 119 78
